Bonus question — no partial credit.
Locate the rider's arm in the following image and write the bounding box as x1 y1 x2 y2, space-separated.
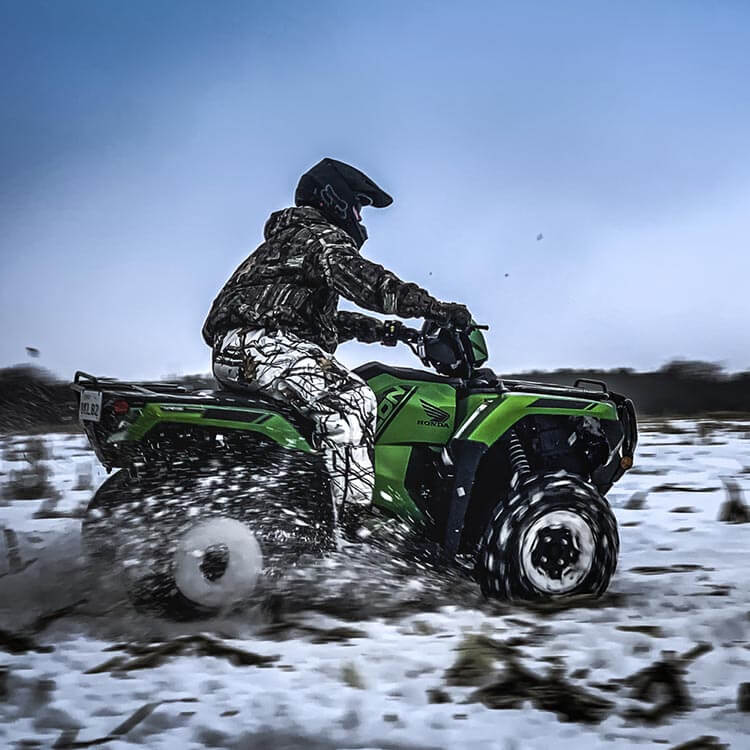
335 311 385 344
313 228 439 318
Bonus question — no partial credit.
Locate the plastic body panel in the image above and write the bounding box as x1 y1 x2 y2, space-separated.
367 372 457 521
367 373 457 445
74 370 628 531
457 392 618 445
90 402 314 467
372 445 422 520
126 403 313 452
368 383 619 523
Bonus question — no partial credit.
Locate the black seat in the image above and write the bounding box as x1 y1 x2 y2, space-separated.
353 361 461 385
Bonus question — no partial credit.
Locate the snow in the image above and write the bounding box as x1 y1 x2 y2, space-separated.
1 421 749 749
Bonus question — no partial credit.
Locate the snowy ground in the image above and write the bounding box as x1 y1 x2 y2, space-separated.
1 421 749 749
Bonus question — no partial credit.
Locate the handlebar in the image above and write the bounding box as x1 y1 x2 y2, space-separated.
382 319 487 347
382 319 489 377
381 320 418 347
396 325 421 344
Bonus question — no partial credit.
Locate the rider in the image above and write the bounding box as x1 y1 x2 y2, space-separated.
202 157 473 528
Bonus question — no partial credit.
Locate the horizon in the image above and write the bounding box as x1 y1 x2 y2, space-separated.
2 1 749 379
4 355 749 384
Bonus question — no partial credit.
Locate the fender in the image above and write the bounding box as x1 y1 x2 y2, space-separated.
457 391 618 446
441 391 618 557
123 403 314 453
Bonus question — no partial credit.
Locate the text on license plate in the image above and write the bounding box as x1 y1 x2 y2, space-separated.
79 390 103 422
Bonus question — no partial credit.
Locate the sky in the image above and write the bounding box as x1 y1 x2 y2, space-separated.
1 0 749 380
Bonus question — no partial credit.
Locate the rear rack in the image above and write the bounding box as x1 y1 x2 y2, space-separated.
69 370 289 411
72 370 192 396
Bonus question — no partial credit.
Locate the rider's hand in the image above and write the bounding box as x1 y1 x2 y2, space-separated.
356 316 383 344
428 301 473 332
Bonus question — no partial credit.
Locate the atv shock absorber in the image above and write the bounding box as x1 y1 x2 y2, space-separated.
508 428 531 482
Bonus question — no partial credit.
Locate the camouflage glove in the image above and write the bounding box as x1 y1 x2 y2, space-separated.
390 281 473 331
427 300 473 331
335 311 384 344
355 316 384 344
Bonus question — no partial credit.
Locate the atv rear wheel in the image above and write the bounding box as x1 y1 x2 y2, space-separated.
120 516 265 619
82 452 333 619
476 471 618 602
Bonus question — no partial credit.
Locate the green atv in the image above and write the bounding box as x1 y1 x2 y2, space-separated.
73 322 637 617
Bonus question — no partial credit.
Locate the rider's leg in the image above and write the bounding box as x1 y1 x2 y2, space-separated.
212 329 377 519
312 379 378 512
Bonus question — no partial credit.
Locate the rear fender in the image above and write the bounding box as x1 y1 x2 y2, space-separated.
79 398 313 469
126 403 314 453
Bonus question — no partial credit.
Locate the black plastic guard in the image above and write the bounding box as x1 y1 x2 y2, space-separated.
443 438 488 559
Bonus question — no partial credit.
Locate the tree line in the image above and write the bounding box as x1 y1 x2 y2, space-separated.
504 360 750 416
1 360 749 432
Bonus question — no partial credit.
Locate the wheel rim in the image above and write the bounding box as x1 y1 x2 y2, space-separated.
519 509 595 595
173 518 262 609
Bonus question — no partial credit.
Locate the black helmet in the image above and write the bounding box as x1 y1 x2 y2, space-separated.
295 158 393 248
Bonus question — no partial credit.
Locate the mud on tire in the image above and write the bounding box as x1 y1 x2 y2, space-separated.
476 471 619 602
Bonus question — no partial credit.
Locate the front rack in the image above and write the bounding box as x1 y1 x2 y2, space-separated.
502 378 613 401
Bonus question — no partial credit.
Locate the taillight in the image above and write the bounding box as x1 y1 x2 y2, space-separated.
112 399 129 415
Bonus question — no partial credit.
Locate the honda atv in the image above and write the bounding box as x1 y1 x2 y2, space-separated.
73 322 637 617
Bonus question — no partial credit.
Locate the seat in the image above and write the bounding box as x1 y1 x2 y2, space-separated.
353 361 461 385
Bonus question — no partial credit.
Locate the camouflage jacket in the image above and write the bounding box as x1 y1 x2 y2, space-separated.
202 206 440 353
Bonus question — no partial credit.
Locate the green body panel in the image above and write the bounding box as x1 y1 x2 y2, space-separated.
364 371 459 523
104 375 617 525
455 393 497 432
372 445 424 521
367 373 457 446
365 379 618 522
460 392 618 446
467 328 488 367
123 403 314 453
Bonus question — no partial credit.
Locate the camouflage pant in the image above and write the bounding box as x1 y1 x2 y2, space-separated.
212 329 377 515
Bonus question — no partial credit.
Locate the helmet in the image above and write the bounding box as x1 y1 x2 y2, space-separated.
295 158 393 248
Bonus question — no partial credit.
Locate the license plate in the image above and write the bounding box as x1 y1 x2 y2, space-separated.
79 390 103 422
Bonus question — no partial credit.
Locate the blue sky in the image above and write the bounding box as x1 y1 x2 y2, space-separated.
1 0 749 379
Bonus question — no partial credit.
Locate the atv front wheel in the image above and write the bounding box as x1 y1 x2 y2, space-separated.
476 471 619 602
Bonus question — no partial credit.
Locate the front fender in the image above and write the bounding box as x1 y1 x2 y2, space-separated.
440 391 619 559
455 392 618 447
